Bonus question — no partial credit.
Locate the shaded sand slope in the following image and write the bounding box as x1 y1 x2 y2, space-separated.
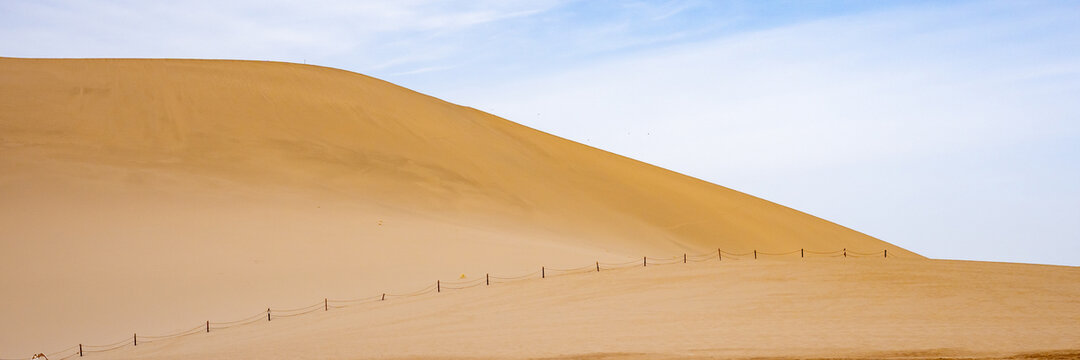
0 57 917 354
97 258 1080 360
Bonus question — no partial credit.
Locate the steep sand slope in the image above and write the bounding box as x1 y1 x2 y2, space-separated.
0 58 918 354
88 258 1080 359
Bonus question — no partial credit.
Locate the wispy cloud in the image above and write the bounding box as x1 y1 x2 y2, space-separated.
386 64 459 77
646 0 707 21
0 0 568 68
443 1 1080 266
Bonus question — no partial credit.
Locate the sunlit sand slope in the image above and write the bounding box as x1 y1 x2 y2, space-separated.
101 258 1080 360
0 57 918 354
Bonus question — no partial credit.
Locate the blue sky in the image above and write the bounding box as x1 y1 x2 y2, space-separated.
2 1 1078 266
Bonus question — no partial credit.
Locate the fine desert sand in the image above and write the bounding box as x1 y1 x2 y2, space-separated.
0 57 1075 359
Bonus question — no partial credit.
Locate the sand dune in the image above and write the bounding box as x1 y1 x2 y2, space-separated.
0 56 974 357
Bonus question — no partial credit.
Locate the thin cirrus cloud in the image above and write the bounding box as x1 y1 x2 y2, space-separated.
438 1 1080 266
0 0 566 64
448 2 1079 169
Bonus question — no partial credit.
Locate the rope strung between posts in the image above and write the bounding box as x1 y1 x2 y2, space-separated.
804 249 844 254
273 302 324 314
597 259 641 266
328 294 383 304
138 324 205 342
210 313 266 330
438 278 486 286
643 257 683 266
210 311 267 327
544 267 595 276
80 337 134 353
546 265 596 272
440 281 486 290
383 284 438 298
0 346 80 360
9 247 893 360
273 307 324 318
489 270 542 281
756 250 802 256
848 250 887 258
687 250 726 259
596 259 643 270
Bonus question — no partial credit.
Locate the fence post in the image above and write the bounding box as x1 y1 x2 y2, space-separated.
437 280 441 292
643 257 647 267
754 250 757 259
267 308 271 321
718 248 721 261
486 273 489 285
884 249 888 258
206 320 209 333
542 267 545 278
324 298 328 311
596 261 600 272
134 333 137 346
79 344 82 357
801 248 804 258
381 293 385 301
844 248 847 258
683 253 686 263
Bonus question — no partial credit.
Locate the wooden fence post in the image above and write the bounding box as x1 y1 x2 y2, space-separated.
486 273 489 285
683 253 686 263
718 248 722 261
885 249 888 258
754 250 757 259
596 261 600 272
801 248 804 258
437 280 441 292
324 298 328 311
542 267 545 278
844 248 847 258
643 257 647 267
134 333 137 346
381 293 385 301
79 344 82 357
267 308 271 321
206 320 209 333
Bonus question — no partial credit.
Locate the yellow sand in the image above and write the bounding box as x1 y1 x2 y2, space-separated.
1 57 1066 358
100 258 1080 360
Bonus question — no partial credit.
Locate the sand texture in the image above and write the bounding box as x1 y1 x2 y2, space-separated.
1 58 1073 359
67 258 1080 359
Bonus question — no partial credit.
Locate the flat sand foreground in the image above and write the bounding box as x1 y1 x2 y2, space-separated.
78 258 1079 360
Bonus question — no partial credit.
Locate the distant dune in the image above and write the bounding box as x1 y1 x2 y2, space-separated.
0 57 1038 358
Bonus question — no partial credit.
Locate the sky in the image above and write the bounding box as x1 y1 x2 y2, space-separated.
2 0 1078 266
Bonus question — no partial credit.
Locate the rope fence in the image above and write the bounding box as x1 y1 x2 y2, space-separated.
4 247 891 360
